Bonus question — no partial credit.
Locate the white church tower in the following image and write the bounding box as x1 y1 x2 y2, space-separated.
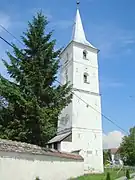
48 2 104 173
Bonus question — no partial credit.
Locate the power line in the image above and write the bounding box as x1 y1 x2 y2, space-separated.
0 36 14 48
55 79 129 135
0 24 24 46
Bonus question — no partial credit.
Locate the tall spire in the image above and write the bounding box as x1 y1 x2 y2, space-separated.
72 1 96 49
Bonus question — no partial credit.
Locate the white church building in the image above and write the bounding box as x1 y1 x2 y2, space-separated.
48 4 104 174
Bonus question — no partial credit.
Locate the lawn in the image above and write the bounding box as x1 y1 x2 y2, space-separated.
72 168 134 180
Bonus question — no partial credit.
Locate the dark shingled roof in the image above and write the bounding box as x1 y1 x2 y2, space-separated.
0 139 83 160
48 132 71 144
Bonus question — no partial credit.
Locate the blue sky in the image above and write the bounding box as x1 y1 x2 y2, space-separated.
0 0 135 135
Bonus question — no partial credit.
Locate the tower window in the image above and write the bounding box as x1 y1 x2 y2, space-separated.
54 142 58 150
84 73 89 83
83 50 87 59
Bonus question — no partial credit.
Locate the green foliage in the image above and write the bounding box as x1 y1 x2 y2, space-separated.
72 168 134 180
103 150 112 165
119 126 135 166
0 12 72 146
106 172 111 180
35 177 40 180
126 169 130 179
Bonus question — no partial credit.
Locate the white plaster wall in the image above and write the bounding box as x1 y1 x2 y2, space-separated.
60 43 73 85
72 92 102 130
73 42 98 67
70 41 103 172
72 128 103 173
73 62 99 93
57 103 72 133
73 42 99 93
59 41 103 173
58 43 74 133
60 141 73 152
60 129 103 173
0 151 84 180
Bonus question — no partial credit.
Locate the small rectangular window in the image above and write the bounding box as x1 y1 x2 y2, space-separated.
83 50 87 59
54 143 58 150
48 144 52 149
84 73 89 84
87 150 92 154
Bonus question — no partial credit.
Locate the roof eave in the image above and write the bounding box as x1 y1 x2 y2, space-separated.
60 40 99 57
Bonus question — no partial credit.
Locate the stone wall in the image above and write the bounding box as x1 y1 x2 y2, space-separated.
0 139 84 180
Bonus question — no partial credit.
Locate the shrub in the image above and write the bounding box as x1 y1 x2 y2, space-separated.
126 169 130 179
35 177 40 180
106 172 111 180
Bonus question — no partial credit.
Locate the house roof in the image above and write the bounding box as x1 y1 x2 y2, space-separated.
110 148 118 154
0 139 83 160
47 131 71 144
104 148 119 154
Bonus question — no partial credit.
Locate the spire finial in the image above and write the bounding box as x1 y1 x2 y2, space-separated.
72 1 97 49
76 1 80 9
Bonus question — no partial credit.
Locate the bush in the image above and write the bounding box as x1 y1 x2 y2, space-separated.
35 177 40 180
126 169 130 179
106 172 111 180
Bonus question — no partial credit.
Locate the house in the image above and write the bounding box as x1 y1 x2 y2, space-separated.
104 148 123 166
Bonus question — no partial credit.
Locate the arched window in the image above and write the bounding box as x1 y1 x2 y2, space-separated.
83 50 87 59
84 73 89 83
84 74 87 83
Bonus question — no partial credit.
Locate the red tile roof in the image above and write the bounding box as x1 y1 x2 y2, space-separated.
110 148 118 154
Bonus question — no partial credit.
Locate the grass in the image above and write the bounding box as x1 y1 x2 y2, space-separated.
72 168 135 180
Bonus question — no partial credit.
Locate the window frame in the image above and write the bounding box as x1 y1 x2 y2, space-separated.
83 72 89 84
83 50 88 60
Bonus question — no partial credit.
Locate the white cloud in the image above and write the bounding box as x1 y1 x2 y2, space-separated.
103 131 124 149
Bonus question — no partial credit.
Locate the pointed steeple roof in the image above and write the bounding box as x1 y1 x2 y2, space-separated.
72 8 96 49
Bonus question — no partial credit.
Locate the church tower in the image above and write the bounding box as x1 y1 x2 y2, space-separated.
48 3 104 173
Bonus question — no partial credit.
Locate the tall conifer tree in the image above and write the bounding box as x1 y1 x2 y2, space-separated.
0 12 72 146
